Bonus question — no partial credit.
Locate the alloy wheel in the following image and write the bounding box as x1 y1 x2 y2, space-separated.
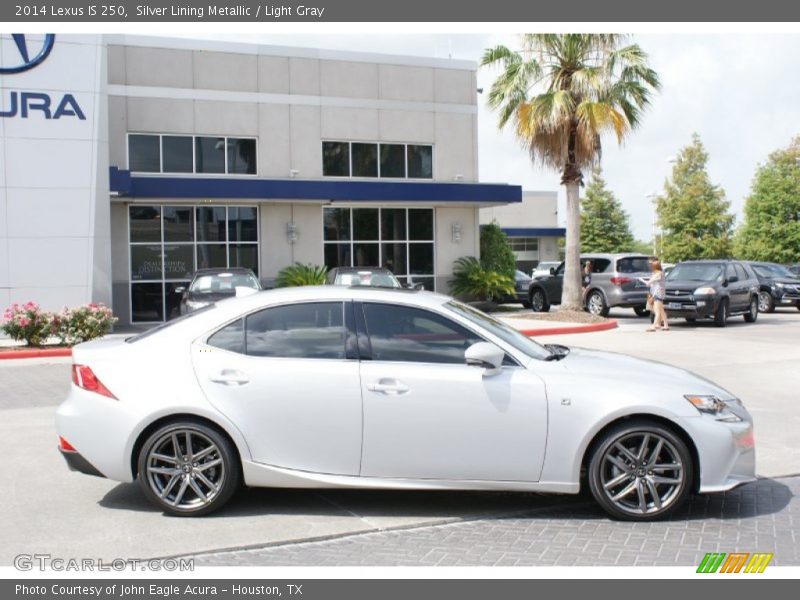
532 290 545 311
757 291 773 313
597 431 686 517
144 429 226 511
587 292 605 316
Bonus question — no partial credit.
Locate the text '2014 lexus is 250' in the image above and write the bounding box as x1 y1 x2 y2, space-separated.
56 286 755 521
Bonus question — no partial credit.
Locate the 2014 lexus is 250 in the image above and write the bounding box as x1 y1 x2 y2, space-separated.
56 287 755 520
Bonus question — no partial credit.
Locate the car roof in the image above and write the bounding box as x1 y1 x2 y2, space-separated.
331 267 391 273
193 267 256 275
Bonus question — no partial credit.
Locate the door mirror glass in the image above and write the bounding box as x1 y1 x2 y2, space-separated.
174 286 185 294
549 267 556 275
465 342 504 375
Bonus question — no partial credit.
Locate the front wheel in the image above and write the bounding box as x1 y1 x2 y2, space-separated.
713 298 729 327
744 296 758 323
137 421 240 517
588 421 693 521
758 291 775 313
529 288 550 312
586 290 610 317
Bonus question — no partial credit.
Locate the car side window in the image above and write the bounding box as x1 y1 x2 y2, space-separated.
555 263 565 276
734 264 748 281
362 303 484 364
725 264 737 281
207 318 244 353
590 259 611 273
245 302 347 359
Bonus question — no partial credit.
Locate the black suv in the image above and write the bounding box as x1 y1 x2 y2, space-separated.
663 260 759 327
747 262 800 312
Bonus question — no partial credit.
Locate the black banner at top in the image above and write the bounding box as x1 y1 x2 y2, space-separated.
3 0 800 22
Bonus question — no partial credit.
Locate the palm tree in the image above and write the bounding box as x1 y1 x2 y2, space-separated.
481 34 660 310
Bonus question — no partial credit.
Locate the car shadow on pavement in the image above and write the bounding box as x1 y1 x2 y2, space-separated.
98 478 793 522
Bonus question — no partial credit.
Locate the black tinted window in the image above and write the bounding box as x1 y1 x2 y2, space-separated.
208 318 244 354
246 303 346 359
726 264 737 280
363 303 483 364
617 257 651 274
734 264 748 281
587 259 611 273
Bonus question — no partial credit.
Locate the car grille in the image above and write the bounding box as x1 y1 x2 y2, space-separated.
666 289 693 297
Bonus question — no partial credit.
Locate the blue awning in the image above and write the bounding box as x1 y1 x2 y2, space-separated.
109 168 522 204
500 227 566 237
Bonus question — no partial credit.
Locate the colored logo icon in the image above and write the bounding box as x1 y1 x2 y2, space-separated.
0 34 56 74
697 552 773 573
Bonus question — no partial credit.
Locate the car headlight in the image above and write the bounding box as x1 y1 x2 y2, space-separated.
693 287 717 295
684 394 742 422
773 282 785 289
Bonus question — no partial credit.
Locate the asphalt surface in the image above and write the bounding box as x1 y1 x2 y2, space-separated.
1 309 799 566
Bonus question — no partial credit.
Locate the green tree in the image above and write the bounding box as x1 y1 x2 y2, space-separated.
733 137 800 262
482 34 659 310
657 134 734 262
580 166 635 252
480 221 516 278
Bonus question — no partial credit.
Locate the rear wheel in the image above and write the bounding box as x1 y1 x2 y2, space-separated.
758 291 775 313
713 298 729 327
530 288 550 312
588 421 693 521
587 290 610 317
633 306 650 317
137 421 240 517
744 296 758 323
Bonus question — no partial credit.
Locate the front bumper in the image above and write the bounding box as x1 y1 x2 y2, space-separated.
663 294 718 318
775 292 800 307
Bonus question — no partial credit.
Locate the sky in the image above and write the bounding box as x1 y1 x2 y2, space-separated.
173 32 800 240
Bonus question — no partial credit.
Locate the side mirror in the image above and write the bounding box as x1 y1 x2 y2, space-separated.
465 342 504 376
549 267 556 275
174 286 185 294
727 275 739 283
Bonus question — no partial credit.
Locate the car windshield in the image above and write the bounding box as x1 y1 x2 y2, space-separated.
755 263 797 279
617 257 651 274
190 273 259 293
337 272 401 287
666 263 723 283
515 270 530 280
445 300 551 361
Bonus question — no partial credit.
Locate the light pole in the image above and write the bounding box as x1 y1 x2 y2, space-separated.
646 192 658 256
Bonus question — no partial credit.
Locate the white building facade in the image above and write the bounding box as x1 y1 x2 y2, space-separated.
1 34 525 326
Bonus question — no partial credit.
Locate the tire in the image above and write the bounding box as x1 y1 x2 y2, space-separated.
744 296 758 323
633 306 650 317
137 421 240 517
529 288 550 312
521 301 532 309
757 290 775 313
586 290 610 317
587 420 693 521
713 298 729 328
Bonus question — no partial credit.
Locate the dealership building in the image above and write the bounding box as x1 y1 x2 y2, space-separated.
1 34 562 326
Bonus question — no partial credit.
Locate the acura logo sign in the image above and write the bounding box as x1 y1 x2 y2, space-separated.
0 34 55 74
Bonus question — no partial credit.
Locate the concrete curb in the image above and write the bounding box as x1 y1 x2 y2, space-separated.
518 319 618 337
0 347 72 360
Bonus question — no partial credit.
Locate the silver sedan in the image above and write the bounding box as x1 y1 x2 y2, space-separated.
56 286 755 520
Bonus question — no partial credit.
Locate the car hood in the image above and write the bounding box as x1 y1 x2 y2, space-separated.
558 347 736 400
772 278 800 285
663 280 708 291
185 291 235 303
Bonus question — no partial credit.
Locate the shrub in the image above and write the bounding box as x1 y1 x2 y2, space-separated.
1 302 53 347
449 256 515 302
276 263 328 287
54 304 118 346
480 222 516 279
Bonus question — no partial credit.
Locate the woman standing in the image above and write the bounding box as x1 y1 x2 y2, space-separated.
640 259 668 331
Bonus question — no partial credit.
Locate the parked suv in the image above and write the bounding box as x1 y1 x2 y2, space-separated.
527 253 652 317
747 261 800 312
663 260 759 327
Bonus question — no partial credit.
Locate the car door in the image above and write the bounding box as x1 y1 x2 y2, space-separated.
734 263 753 310
545 262 565 304
356 301 548 482
191 301 363 476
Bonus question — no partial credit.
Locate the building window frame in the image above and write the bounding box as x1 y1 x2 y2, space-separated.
126 133 259 177
128 203 260 324
321 140 434 180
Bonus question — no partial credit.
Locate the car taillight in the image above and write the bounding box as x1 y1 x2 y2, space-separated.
610 276 631 286
71 364 117 399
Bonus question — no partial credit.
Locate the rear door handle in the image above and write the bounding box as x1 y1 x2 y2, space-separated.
209 369 250 386
366 379 409 395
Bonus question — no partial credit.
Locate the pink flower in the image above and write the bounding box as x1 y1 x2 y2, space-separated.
18 318 29 328
23 301 37 311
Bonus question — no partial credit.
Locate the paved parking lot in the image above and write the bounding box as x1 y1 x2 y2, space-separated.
1 309 798 566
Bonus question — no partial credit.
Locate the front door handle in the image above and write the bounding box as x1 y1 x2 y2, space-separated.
366 378 409 395
209 369 250 386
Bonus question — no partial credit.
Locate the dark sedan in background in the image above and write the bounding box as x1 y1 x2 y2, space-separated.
748 262 800 312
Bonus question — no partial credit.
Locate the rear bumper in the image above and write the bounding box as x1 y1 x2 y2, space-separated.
606 288 649 308
59 448 106 478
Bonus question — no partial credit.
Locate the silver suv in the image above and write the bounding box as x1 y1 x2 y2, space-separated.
528 253 653 317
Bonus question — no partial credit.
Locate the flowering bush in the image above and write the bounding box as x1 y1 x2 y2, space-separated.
53 303 118 346
2 302 118 347
1 302 54 347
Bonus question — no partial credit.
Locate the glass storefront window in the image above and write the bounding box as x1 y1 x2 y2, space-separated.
351 143 378 178
322 141 432 178
162 136 193 173
128 134 160 172
407 145 433 179
323 207 435 289
130 205 259 323
195 137 226 174
227 138 257 175
379 144 405 178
